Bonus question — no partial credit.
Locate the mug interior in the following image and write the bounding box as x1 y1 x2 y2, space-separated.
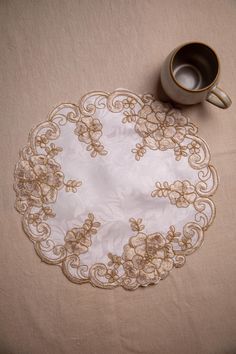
171 43 219 91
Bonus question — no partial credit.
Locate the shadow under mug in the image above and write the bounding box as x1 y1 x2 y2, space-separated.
160 42 232 109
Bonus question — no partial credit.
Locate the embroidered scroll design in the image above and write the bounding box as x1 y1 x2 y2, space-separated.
13 89 218 290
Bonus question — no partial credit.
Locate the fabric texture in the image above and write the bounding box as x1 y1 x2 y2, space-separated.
0 0 236 353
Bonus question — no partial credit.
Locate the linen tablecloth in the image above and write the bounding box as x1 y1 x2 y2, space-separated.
0 1 236 353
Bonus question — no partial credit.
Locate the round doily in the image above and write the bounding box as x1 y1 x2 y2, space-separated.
14 89 218 290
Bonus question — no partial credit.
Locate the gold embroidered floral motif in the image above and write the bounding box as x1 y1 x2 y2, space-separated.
120 99 199 162
64 213 101 255
151 180 197 208
14 154 65 207
103 219 181 288
14 124 82 219
133 102 188 159
74 116 107 157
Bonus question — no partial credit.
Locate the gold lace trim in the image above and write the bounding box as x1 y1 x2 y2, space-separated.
14 89 218 290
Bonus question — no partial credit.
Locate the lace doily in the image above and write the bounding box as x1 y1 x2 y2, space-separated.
14 89 218 290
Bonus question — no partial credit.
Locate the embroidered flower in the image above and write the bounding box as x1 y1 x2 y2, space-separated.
174 144 188 161
41 206 56 220
131 143 146 161
122 232 175 285
178 237 193 251
105 268 120 283
151 181 170 198
74 116 107 157
168 180 197 208
135 102 188 151
122 97 136 109
28 213 41 226
35 134 48 148
64 228 92 255
75 117 102 142
45 143 63 158
64 213 101 255
14 154 64 207
152 180 197 208
188 140 201 155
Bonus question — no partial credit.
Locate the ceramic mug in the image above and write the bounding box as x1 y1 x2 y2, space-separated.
160 42 232 109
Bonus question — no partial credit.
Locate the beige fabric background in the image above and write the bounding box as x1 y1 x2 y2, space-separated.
0 1 236 353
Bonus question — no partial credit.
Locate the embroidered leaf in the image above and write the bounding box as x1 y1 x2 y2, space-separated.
100 149 108 156
45 143 63 158
88 213 94 221
91 150 97 158
64 179 82 193
74 116 107 158
151 182 170 198
131 143 146 161
129 218 145 232
91 228 98 235
166 225 181 242
122 111 137 124
93 221 101 228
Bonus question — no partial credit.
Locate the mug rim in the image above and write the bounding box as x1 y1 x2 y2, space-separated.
169 41 220 93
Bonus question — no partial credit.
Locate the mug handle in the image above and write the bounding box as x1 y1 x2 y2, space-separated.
206 86 232 109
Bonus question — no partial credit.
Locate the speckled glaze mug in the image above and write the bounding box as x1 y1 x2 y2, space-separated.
161 42 232 109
